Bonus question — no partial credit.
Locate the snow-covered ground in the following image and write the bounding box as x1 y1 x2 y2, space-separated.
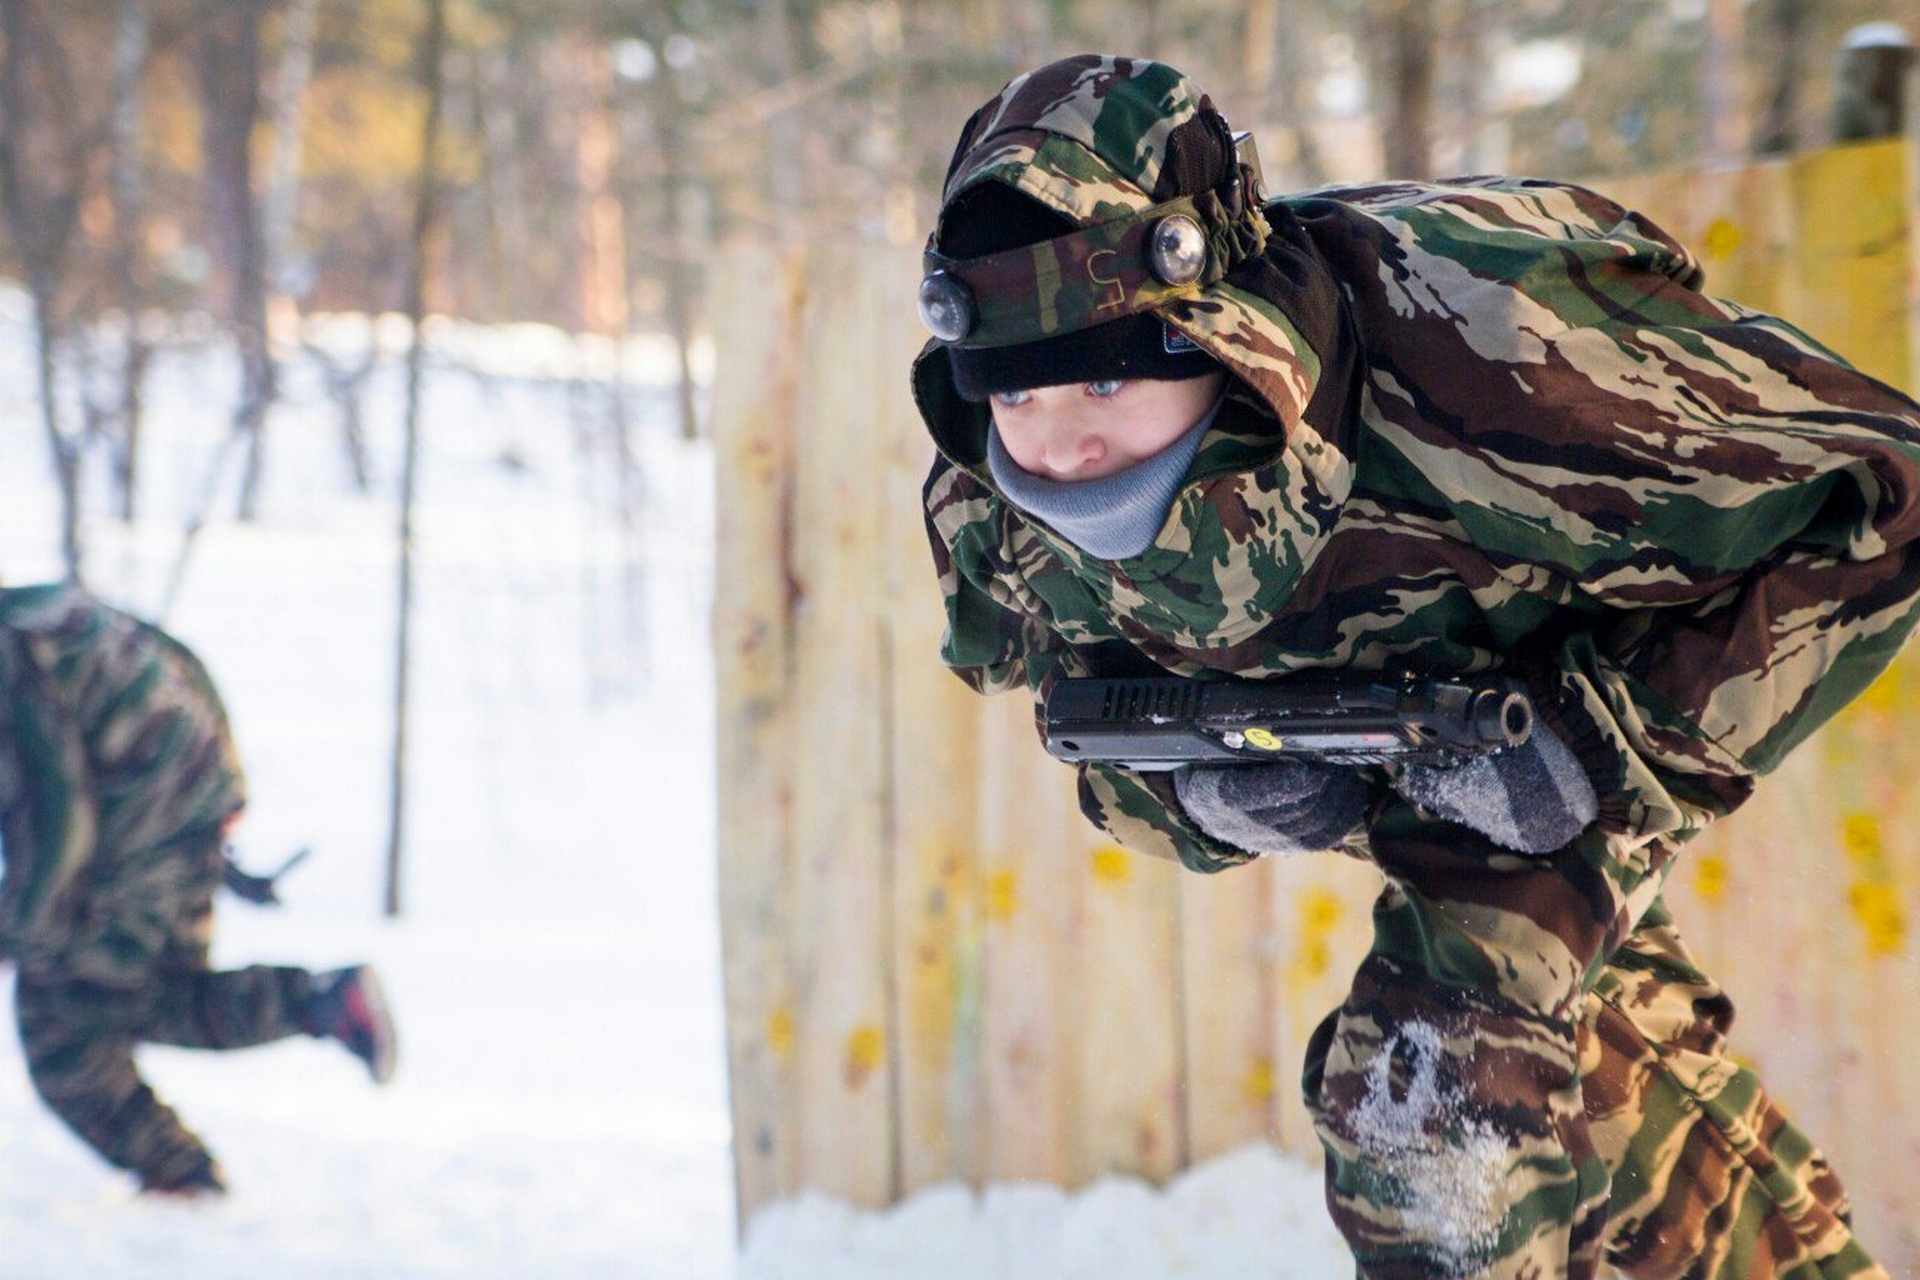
0 301 1347 1278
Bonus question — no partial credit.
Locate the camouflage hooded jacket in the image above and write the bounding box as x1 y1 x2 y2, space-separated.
911 57 1920 877
0 584 246 982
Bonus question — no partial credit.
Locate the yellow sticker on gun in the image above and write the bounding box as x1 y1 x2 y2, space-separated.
1244 727 1284 751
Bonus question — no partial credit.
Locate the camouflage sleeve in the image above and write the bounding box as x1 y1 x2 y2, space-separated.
1367 188 1920 852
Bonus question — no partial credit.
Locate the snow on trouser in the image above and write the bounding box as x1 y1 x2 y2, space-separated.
1302 805 1889 1280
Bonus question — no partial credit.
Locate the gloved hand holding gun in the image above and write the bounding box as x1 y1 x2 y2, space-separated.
1044 672 1596 855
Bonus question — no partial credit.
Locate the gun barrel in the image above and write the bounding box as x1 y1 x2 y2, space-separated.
1043 673 1533 768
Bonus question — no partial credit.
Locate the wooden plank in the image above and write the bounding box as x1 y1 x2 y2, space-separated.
978 693 1083 1182
1790 139 1910 388
1178 857 1279 1164
1267 854 1383 1156
1073 813 1185 1182
1683 160 1797 317
710 247 805 1224
1798 653 1920 1263
879 248 991 1193
787 243 897 1207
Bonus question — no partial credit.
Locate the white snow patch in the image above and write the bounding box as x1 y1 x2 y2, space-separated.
739 1145 1351 1280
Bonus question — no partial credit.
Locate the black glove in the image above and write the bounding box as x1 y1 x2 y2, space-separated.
222 857 282 905
221 847 309 906
1394 724 1598 854
1173 759 1370 856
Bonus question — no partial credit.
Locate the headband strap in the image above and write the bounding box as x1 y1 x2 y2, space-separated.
920 178 1271 350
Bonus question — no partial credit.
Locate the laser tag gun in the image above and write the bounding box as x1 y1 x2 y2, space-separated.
221 846 312 907
1042 673 1534 771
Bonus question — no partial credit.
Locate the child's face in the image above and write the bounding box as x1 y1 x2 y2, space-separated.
989 372 1226 482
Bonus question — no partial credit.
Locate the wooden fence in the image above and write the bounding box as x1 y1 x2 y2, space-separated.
713 136 1920 1271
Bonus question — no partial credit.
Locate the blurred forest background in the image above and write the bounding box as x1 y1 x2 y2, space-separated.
5 0 1920 583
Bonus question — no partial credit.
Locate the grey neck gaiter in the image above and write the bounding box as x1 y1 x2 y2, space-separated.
987 398 1220 561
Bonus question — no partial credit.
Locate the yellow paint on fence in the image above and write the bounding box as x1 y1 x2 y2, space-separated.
1091 846 1133 885
1241 1057 1278 1104
986 868 1020 922
844 1024 886 1089
1702 218 1743 260
1844 811 1886 869
1289 887 1344 984
1857 661 1905 715
767 1007 796 1060
1842 810 1908 957
1693 854 1729 905
1848 882 1907 957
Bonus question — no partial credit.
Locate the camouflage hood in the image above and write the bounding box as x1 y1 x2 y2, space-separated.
912 54 1359 652
915 57 1352 455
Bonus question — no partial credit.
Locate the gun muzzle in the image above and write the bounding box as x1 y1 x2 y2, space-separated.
1472 688 1533 748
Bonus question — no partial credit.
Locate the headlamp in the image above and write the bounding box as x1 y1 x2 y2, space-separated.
1147 215 1208 287
917 271 975 343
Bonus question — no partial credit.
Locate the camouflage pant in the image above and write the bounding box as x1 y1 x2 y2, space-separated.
12 832 317 1186
1304 808 1887 1280
15 962 319 1185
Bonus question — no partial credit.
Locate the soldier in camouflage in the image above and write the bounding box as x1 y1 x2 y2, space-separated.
912 54 1920 1279
0 583 398 1196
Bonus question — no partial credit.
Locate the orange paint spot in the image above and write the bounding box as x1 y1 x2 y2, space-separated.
986 868 1019 922
1693 855 1728 906
766 1007 796 1060
1702 218 1742 261
1091 846 1133 885
843 1024 885 1089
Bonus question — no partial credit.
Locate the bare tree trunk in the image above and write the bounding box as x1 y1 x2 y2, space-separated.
108 0 152 522
0 0 87 579
263 0 318 298
303 334 376 491
1701 0 1744 165
759 0 803 242
196 0 277 521
1372 0 1435 178
1751 0 1813 154
386 0 449 920
629 6 707 441
1239 0 1278 120
475 42 532 316
576 47 629 342
1265 2 1331 189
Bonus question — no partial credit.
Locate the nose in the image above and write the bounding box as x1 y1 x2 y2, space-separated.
1039 420 1107 479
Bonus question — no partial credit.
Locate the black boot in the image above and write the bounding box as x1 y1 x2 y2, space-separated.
139 1154 227 1199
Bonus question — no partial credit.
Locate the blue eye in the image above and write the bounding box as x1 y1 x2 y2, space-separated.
1087 380 1124 397
992 389 1032 408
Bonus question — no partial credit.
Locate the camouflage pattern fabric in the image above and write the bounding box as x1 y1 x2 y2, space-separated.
0 583 246 983
912 55 1920 1278
16 962 319 1186
0 585 315 1185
